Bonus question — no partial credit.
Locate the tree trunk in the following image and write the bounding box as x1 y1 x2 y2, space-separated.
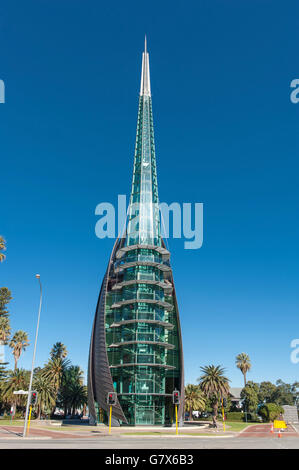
14 358 17 371
244 372 247 387
189 407 193 421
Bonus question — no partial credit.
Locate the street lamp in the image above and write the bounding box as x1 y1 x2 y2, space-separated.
23 274 42 438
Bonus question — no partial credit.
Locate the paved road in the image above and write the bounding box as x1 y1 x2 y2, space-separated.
240 423 298 438
0 422 298 449
0 435 299 449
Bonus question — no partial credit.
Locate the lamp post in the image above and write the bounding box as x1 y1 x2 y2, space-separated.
23 274 42 438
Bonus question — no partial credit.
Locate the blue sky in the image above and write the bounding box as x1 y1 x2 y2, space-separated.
0 0 298 387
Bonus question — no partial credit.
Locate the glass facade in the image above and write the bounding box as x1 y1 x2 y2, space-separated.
126 93 160 247
88 40 184 427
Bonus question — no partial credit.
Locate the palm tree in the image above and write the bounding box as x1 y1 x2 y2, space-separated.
69 383 87 415
0 288 12 356
41 357 70 393
9 330 30 370
66 365 84 385
0 362 8 381
0 317 11 344
58 365 85 416
0 287 12 318
198 365 230 419
50 342 68 360
184 384 206 421
0 236 6 263
1 368 30 409
33 373 56 419
235 353 251 386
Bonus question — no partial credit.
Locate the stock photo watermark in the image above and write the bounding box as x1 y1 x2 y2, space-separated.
95 195 203 250
290 79 299 103
290 339 299 364
0 80 5 103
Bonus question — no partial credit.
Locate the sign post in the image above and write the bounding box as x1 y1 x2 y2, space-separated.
27 406 32 433
221 397 227 432
23 274 42 438
109 405 112 434
172 390 180 436
106 392 117 434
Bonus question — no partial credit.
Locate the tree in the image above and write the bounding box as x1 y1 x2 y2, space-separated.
1 368 30 409
0 317 11 345
41 356 70 393
258 381 277 404
0 362 8 381
50 342 68 360
33 372 56 419
291 382 299 406
0 288 12 349
198 365 230 419
0 362 9 413
0 287 12 318
240 381 259 414
258 403 284 422
235 353 251 386
57 365 85 416
9 330 30 370
66 365 84 385
272 380 296 406
184 384 206 420
0 236 6 263
68 384 87 415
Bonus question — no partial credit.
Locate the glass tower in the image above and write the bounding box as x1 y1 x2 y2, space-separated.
88 39 184 426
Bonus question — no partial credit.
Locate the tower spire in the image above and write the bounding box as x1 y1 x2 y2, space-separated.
127 37 159 246
140 36 151 96
88 38 184 430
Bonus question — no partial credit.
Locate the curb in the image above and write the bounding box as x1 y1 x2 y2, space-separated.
119 434 235 439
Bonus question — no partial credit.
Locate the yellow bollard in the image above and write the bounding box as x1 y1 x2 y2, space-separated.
27 405 32 435
109 405 112 434
221 400 225 432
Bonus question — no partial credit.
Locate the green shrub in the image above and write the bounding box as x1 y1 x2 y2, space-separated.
258 403 284 422
226 412 244 421
247 412 261 422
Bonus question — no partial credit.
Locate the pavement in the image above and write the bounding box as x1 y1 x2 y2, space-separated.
0 435 299 449
0 422 298 449
239 423 299 438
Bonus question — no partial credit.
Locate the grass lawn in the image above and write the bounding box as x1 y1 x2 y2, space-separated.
0 419 24 426
0 419 261 434
224 421 260 432
121 422 260 436
34 426 98 432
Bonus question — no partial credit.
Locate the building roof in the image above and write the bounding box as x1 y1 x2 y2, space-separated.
229 387 243 399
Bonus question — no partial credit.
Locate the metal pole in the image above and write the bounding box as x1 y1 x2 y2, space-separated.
23 275 42 438
109 405 112 434
221 399 225 432
27 405 32 434
175 404 178 435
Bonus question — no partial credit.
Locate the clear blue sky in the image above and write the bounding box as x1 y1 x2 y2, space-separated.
1 0 298 387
